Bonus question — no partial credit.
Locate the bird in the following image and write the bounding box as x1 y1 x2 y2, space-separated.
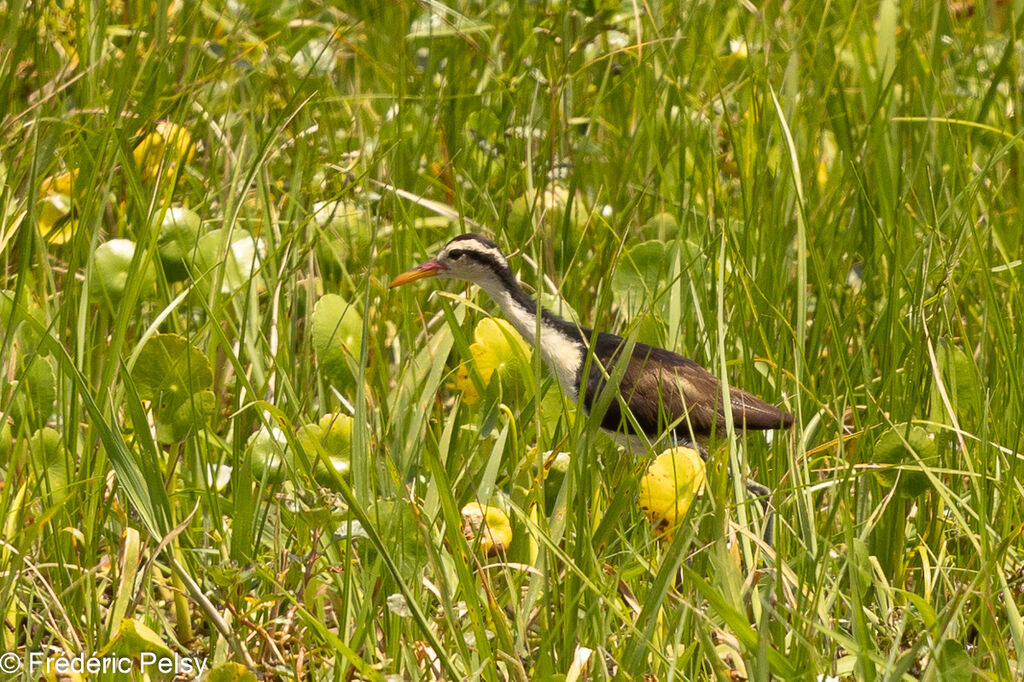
390 233 793 442
390 233 793 539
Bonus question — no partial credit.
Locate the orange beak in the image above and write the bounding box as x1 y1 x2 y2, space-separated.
389 258 448 288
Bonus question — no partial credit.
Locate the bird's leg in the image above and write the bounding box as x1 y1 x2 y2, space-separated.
743 477 774 548
685 438 775 547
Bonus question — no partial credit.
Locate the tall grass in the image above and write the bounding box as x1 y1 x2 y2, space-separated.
1 1 1022 680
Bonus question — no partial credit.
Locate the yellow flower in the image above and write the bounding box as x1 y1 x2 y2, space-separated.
133 121 195 183
461 502 513 555
639 446 706 540
452 317 531 405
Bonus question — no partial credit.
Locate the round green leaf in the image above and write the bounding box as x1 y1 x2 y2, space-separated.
131 334 215 443
8 353 56 431
296 413 354 488
157 206 203 281
311 294 363 386
194 229 265 295
89 239 156 304
246 425 289 485
29 426 69 503
611 240 671 315
872 425 938 497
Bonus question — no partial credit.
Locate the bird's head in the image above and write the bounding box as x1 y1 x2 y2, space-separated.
389 233 512 290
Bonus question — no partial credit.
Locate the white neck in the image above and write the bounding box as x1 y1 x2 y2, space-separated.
476 279 585 400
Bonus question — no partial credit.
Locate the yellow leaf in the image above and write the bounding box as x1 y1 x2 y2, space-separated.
39 169 77 196
36 193 74 244
461 502 513 555
108 617 174 657
450 317 531 405
639 446 706 540
35 657 87 682
133 121 195 183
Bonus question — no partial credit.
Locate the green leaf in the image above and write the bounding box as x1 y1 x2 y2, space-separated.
89 239 156 305
611 240 671 317
896 589 938 632
207 662 258 682
509 185 588 231
131 334 215 443
849 537 873 600
29 427 69 504
296 413 353 489
464 109 503 157
872 424 939 497
0 418 11 465
100 617 174 658
246 425 289 486
8 353 56 431
156 206 203 282
311 294 363 387
930 339 982 426
312 200 375 276
640 211 679 239
0 289 50 353
935 640 972 682
193 228 265 295
363 499 429 583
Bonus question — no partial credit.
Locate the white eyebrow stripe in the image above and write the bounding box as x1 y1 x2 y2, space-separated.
446 241 506 263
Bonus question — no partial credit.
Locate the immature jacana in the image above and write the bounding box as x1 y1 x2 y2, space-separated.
390 233 794 453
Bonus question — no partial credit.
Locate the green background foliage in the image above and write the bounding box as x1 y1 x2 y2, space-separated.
1 0 1022 679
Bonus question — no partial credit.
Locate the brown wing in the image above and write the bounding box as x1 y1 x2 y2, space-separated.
583 333 793 441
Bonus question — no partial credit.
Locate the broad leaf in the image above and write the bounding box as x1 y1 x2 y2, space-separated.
131 334 215 443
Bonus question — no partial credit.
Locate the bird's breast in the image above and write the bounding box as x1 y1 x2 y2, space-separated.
497 293 585 401
536 333 584 401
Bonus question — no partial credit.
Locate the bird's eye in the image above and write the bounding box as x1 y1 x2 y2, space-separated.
449 250 463 261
